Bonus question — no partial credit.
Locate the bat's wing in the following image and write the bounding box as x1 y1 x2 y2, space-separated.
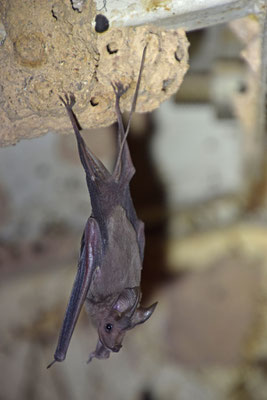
47 217 102 368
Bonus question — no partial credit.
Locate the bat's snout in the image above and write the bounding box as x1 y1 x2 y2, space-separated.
112 344 122 352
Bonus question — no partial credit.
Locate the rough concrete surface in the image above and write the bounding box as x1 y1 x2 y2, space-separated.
0 0 189 146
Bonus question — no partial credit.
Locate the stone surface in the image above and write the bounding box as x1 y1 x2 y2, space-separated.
0 0 189 146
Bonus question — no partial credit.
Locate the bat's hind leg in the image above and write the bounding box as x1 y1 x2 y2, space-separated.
111 82 129 144
111 82 136 183
111 46 147 182
59 93 110 183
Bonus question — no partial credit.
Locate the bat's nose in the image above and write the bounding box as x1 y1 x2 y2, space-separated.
112 344 122 352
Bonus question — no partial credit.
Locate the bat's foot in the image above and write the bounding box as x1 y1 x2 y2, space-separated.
111 81 129 99
87 341 111 363
59 93 76 110
86 352 95 364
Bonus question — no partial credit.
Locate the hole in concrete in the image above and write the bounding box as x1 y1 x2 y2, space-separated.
90 97 99 106
95 14 109 33
174 47 183 62
162 79 172 92
106 43 118 54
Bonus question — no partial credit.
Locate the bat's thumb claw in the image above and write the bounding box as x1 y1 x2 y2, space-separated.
47 359 57 369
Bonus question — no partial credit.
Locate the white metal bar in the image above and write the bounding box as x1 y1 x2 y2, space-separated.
95 0 263 31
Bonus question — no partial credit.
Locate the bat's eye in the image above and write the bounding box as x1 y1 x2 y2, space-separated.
105 323 113 333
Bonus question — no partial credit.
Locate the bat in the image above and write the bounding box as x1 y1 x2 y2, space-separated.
47 45 157 367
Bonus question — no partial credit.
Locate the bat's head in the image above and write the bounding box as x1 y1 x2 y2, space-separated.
98 311 128 352
98 288 157 353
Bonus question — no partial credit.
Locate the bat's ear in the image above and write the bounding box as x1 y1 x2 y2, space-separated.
128 302 158 329
113 287 140 315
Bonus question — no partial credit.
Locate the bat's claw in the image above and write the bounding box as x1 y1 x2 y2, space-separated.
111 81 129 98
59 93 76 109
86 352 95 364
47 359 57 369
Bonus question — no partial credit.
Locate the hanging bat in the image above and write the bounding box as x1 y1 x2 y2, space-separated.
47 46 157 367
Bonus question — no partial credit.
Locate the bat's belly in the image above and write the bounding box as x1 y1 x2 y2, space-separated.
89 205 142 300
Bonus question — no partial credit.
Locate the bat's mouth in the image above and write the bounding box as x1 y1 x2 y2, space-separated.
100 338 122 353
111 344 122 352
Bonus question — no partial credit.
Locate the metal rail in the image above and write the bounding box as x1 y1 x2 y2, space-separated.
95 0 264 31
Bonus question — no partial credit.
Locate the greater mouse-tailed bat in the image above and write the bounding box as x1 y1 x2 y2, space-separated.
47 46 157 367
